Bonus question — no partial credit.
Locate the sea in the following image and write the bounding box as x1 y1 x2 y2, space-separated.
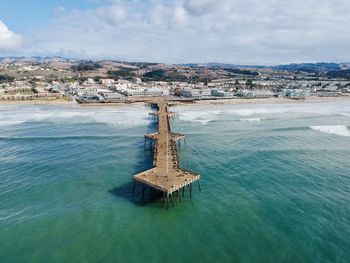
0 101 350 263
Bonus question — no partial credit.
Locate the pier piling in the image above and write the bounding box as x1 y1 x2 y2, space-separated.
132 100 201 207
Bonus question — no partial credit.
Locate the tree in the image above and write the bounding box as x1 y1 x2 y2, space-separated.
0 75 15 83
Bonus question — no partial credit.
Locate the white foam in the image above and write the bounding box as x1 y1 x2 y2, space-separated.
0 105 150 128
197 120 210 125
240 118 264 122
310 125 350 137
0 120 25 126
178 110 220 125
174 101 350 124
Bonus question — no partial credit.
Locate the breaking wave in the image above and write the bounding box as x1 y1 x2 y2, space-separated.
0 121 26 126
0 105 150 128
240 118 264 122
310 125 350 137
178 110 221 125
175 101 350 118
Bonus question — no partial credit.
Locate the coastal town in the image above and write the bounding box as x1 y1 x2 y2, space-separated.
2 0 350 262
1 58 350 103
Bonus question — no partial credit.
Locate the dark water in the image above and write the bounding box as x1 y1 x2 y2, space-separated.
0 102 350 262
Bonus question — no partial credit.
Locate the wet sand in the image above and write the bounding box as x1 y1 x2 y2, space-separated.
0 99 77 105
191 95 350 106
1 95 349 107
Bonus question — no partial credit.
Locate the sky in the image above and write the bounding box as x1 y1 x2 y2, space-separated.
0 0 350 64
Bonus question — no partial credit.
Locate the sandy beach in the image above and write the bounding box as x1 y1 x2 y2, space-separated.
1 95 349 107
0 99 77 106
192 95 350 106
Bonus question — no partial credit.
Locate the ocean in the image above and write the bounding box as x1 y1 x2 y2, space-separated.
0 101 350 263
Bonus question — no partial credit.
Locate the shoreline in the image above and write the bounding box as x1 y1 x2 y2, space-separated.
0 95 349 107
191 95 350 106
0 99 77 106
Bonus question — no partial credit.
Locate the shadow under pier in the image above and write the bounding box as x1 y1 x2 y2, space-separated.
134 100 201 208
110 100 201 208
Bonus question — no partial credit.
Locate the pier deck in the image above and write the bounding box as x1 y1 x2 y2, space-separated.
133 101 200 197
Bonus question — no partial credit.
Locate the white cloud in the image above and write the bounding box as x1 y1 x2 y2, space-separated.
183 0 238 15
172 5 189 27
0 20 22 52
98 4 127 25
54 6 66 14
15 0 350 64
149 3 168 26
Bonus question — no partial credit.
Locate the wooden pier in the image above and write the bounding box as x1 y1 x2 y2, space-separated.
133 100 201 207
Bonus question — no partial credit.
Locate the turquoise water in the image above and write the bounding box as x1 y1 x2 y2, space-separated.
1 101 350 262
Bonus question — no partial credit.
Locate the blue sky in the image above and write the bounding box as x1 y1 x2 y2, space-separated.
0 0 102 31
0 0 350 64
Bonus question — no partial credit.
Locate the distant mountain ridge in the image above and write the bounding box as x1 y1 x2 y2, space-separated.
1 56 349 72
272 63 341 72
0 56 74 63
181 62 350 72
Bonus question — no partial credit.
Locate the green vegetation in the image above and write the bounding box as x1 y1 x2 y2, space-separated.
60 76 91 84
77 77 89 84
143 69 167 80
92 76 105 82
143 70 188 82
107 68 136 79
274 63 341 72
246 79 253 86
125 62 159 68
224 68 259 76
0 75 15 83
71 61 102 72
325 69 350 80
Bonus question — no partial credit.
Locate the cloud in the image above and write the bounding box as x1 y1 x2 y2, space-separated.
98 4 127 25
183 0 238 15
14 0 350 64
0 20 22 52
172 5 189 27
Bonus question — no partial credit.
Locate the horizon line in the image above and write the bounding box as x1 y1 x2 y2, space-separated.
0 55 349 67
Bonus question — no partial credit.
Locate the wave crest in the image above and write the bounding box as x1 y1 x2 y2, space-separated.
310 125 350 137
0 105 150 128
240 118 264 122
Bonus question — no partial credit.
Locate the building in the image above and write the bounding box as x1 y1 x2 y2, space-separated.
181 89 202 99
100 79 115 86
284 89 309 99
98 89 122 101
118 87 168 97
211 89 234 98
201 89 212 97
236 89 275 98
132 77 143 84
181 88 213 99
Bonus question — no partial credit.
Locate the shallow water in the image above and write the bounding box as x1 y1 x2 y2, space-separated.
0 102 350 263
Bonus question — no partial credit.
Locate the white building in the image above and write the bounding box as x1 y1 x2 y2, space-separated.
236 89 275 98
100 79 115 86
211 89 234 98
181 89 202 99
86 78 95 85
201 89 212 97
98 89 122 100
118 87 168 97
181 88 213 99
283 89 309 99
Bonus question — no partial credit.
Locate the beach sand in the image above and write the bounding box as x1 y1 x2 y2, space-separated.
191 95 350 106
0 99 77 106
1 95 349 107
